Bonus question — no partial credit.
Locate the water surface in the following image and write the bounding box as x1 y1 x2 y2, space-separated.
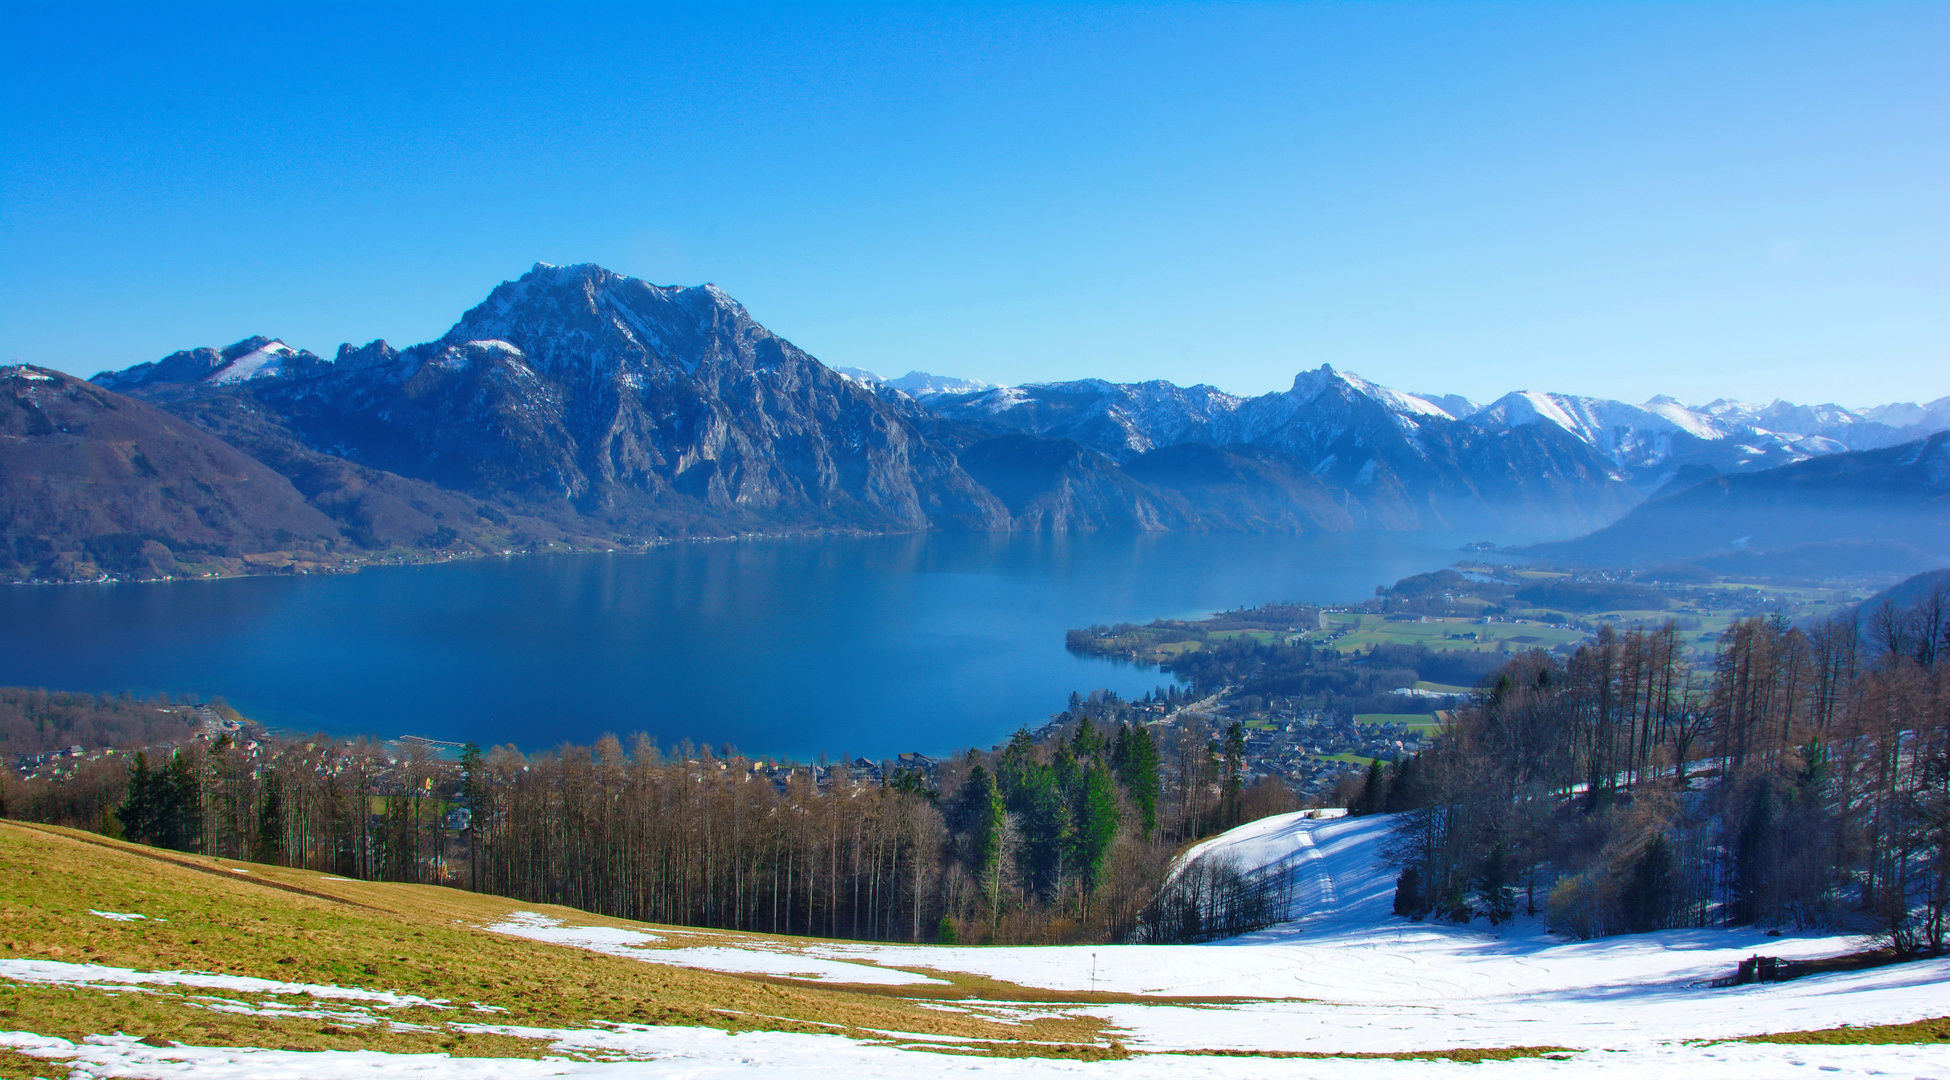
4 531 1467 759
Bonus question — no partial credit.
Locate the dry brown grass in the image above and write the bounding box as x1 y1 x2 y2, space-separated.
7 820 1939 1068
0 821 1116 1059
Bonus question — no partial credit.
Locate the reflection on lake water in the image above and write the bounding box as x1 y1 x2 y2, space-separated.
3 531 1475 759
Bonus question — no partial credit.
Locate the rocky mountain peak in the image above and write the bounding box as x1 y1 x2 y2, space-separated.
434 263 781 381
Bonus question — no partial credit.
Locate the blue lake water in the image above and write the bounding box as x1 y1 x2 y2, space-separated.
2 531 1470 760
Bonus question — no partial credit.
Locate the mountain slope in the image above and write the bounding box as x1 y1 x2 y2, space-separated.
937 366 1636 535
0 365 344 579
88 261 1943 554
110 265 1012 536
1525 432 1950 572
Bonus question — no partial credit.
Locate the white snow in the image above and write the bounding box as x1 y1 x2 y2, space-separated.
88 909 148 921
3 1027 1944 1079
208 342 296 385
0 958 449 1009
737 814 1950 1053
483 912 943 986
8 813 1947 1076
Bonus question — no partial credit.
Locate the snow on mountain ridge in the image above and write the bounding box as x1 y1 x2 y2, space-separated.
207 340 299 385
832 367 995 397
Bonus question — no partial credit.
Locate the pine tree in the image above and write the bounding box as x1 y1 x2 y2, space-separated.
1393 865 1426 917
115 751 159 845
1073 765 1120 891
997 726 1036 795
254 776 285 865
1112 724 1161 837
1620 834 1678 933
1218 722 1245 828
1383 755 1422 814
1355 759 1386 815
1729 780 1779 926
157 750 202 852
1476 840 1516 925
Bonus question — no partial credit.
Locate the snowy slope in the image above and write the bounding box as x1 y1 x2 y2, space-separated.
207 340 300 384
6 811 1948 1079
471 811 1950 1056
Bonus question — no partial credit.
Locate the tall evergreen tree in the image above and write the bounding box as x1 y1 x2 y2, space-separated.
1111 723 1161 837
1218 721 1245 828
114 751 159 845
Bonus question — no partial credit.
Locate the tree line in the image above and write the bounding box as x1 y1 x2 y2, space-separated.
6 694 1303 946
1368 586 1950 953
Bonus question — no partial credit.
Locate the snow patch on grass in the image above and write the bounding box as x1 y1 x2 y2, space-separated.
5 1027 1948 1077
483 912 943 987
0 958 449 1009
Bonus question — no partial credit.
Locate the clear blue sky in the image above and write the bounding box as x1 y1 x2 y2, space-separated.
2 3 1943 408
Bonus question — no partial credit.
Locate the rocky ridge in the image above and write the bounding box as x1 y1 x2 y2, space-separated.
40 261 1942 582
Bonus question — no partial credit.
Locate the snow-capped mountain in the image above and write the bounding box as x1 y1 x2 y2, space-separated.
938 362 1947 499
97 264 1014 537
78 261 1945 556
1467 390 1938 485
933 365 1635 533
834 367 994 397
936 378 1249 459
96 336 332 392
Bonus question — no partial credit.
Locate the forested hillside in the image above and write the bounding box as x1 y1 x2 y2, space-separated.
1373 581 1950 951
4 700 1288 946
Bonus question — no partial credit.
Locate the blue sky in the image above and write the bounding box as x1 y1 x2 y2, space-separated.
2 3 1943 407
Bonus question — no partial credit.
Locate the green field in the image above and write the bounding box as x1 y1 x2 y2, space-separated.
1312 613 1585 654
1205 629 1287 644
1413 680 1476 694
1355 712 1443 732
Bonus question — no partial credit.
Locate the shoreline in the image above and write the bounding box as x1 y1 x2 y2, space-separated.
1 524 930 587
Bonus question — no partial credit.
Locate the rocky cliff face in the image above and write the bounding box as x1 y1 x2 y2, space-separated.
108 264 1014 538
262 266 1015 535
85 263 1668 556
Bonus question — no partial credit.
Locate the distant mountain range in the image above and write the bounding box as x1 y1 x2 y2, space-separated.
1523 431 1950 579
3 262 1942 581
922 371 1950 491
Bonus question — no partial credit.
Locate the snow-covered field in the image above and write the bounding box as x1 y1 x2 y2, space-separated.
7 811 1948 1077
7 1027 1948 1079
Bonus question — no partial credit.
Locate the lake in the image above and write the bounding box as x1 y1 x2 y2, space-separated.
2 531 1471 760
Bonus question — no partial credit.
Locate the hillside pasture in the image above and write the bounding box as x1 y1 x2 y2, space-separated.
3 814 1947 1078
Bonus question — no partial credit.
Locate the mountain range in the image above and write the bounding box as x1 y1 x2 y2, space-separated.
1521 431 1950 580
921 370 1950 491
5 262 1942 581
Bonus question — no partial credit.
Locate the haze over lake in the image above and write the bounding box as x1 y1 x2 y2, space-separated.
4 532 1474 759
